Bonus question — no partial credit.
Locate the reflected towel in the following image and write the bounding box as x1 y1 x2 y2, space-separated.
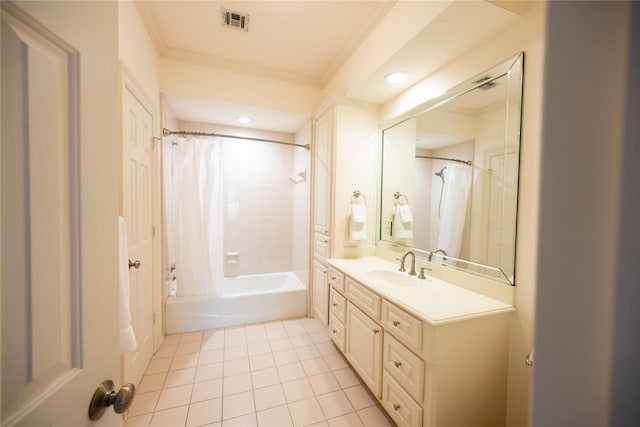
393 205 413 239
119 216 137 354
350 203 367 242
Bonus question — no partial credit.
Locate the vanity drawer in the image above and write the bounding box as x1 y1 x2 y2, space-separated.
329 288 346 323
382 372 423 427
346 278 381 320
328 267 345 293
314 233 330 260
382 300 423 353
383 333 424 403
329 314 346 353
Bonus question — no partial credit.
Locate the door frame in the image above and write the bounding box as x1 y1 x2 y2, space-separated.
120 63 163 358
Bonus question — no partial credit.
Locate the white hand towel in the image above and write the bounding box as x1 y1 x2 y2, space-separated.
119 216 137 354
350 203 367 242
393 205 413 239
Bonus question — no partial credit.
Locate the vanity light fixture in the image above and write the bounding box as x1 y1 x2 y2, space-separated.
235 115 252 124
384 71 408 84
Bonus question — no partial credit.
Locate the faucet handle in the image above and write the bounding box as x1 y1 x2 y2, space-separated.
418 267 429 279
396 257 406 272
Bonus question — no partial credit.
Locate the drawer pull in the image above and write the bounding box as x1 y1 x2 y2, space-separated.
393 403 400 411
331 276 336 280
332 303 338 307
392 320 400 327
332 329 338 334
394 361 402 368
373 329 380 335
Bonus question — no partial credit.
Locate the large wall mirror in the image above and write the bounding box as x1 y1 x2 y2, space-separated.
379 52 523 285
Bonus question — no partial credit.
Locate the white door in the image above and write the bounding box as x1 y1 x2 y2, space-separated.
1 3 122 426
122 84 155 387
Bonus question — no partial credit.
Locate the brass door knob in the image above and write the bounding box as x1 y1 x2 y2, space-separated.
128 259 141 269
88 380 136 420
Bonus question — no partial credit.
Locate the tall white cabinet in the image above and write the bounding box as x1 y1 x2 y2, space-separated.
310 98 379 325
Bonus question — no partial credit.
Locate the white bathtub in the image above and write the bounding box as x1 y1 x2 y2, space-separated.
165 272 308 334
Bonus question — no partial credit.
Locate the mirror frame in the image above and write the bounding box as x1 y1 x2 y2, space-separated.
377 52 524 286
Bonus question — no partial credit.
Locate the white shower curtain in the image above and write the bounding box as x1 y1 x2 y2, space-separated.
436 163 471 258
166 137 225 297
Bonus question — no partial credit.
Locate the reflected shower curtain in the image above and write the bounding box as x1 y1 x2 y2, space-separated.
165 137 224 297
436 163 471 258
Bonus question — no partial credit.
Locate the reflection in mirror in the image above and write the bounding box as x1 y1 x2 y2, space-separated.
379 53 523 285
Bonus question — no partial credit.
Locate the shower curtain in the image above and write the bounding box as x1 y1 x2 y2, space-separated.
164 137 225 297
436 163 471 258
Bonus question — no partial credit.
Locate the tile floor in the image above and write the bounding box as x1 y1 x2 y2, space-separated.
124 317 396 427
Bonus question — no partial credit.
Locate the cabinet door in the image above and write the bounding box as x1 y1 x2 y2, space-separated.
313 260 329 325
313 109 332 235
346 302 383 397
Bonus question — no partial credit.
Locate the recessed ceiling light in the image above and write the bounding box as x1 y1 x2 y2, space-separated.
384 71 408 84
236 116 252 124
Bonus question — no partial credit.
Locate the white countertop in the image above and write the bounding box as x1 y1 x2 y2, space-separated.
327 257 514 325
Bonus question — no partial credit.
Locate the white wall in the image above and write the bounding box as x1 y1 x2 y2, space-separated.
532 1 639 425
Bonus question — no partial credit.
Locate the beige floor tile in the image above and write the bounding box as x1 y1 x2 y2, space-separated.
195 362 223 382
224 345 249 361
332 367 362 389
149 405 189 427
357 405 395 427
223 372 253 396
268 337 293 352
198 349 224 366
316 342 340 357
323 354 349 371
186 398 222 427
180 331 203 343
266 329 289 341
155 384 192 411
309 372 341 396
317 390 355 419
224 335 247 348
153 344 177 360
248 341 271 356
127 391 160 417
171 353 199 371
256 404 293 427
288 397 325 426
145 357 172 375
273 349 299 366
222 390 255 420
224 326 246 337
164 367 196 388
137 372 167 394
251 367 281 389
191 378 223 403
343 385 377 410
302 357 331 377
123 413 152 426
222 413 257 427
307 421 330 427
277 362 306 383
249 353 276 371
253 383 286 411
328 411 364 427
282 378 315 403
310 332 331 344
290 334 314 348
295 344 321 361
224 357 251 376
175 341 202 355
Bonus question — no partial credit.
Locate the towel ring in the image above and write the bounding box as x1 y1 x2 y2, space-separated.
352 190 367 205
394 192 409 205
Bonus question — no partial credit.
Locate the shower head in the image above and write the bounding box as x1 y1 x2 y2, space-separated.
435 166 447 182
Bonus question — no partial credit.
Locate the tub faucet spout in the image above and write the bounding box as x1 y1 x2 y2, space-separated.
399 251 417 276
428 249 448 262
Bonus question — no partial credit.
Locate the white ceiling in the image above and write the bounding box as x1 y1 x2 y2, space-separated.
136 1 524 134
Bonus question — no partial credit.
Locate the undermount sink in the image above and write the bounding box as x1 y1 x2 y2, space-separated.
365 269 420 287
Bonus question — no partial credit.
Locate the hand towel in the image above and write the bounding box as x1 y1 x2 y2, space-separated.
119 216 137 354
393 205 413 239
350 203 367 242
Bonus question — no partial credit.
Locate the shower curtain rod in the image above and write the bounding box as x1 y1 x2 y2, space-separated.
416 155 472 166
163 128 310 151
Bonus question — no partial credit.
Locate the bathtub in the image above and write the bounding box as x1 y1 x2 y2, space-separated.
165 272 308 334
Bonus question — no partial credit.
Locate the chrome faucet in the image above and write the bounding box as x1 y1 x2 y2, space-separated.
428 248 448 262
399 250 417 276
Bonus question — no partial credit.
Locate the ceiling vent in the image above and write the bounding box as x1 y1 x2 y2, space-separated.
222 8 250 32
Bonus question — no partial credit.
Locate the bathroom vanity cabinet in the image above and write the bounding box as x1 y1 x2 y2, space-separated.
327 257 514 427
